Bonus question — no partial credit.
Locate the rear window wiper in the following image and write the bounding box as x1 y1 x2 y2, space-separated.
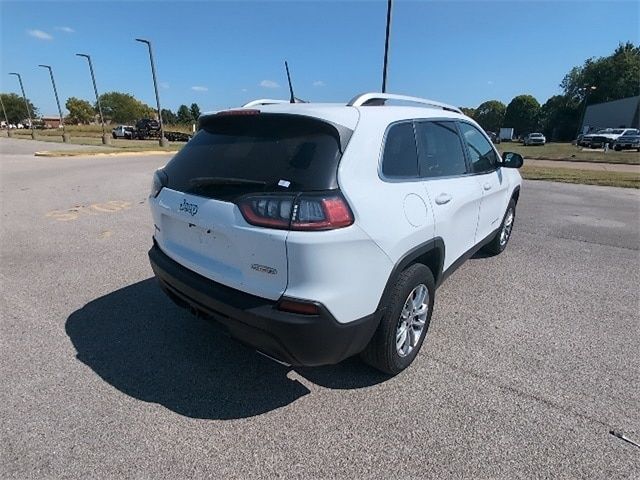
189 177 267 187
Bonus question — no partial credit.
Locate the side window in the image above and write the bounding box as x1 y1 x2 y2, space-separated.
381 122 419 178
415 121 467 178
458 122 498 173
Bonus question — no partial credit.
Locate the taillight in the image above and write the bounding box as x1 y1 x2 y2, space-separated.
150 169 168 198
237 192 354 231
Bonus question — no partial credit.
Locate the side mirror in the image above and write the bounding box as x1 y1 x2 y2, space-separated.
502 152 524 169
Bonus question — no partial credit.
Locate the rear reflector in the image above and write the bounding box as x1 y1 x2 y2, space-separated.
277 299 320 315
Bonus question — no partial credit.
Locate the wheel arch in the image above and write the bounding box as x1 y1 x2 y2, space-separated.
511 186 521 205
376 238 445 312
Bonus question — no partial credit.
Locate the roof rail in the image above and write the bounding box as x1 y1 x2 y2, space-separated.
242 99 290 108
347 92 462 114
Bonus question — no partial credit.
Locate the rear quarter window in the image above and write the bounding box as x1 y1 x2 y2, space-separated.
381 122 419 178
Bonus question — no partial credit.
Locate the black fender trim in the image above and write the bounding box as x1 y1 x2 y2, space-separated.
376 237 445 313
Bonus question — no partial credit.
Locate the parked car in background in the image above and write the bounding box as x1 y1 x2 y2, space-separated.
112 125 134 139
581 128 637 149
523 132 546 146
613 129 640 151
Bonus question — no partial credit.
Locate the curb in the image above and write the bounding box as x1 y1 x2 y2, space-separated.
34 150 176 158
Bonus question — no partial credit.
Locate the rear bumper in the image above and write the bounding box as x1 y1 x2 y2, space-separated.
148 242 381 366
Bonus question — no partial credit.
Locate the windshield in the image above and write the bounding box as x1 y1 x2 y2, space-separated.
611 129 625 134
162 113 352 200
530 133 543 137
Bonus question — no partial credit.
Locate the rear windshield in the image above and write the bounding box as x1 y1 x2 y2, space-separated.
163 113 351 200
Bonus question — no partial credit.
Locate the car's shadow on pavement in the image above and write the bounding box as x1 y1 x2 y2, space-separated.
65 279 388 420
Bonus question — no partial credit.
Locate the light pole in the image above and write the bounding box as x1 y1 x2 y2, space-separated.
381 0 393 93
9 72 36 139
76 53 110 145
136 38 167 147
0 94 11 137
38 65 69 143
576 85 597 141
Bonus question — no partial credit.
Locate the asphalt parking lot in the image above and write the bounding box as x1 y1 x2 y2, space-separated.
1 137 639 478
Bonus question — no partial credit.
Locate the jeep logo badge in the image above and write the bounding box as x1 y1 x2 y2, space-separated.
179 199 198 216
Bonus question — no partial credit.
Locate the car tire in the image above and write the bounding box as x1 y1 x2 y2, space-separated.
360 264 435 375
112 133 117 139
483 199 516 256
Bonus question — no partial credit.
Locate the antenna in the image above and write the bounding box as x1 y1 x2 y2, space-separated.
285 61 295 104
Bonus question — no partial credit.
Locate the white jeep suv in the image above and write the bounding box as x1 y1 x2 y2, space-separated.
148 93 523 374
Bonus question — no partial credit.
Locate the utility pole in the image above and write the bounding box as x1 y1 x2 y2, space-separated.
38 65 69 143
381 0 393 93
8 72 36 139
136 38 168 147
76 53 110 145
0 94 11 137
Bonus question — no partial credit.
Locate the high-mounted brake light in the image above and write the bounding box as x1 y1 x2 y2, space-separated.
236 193 354 231
216 109 260 116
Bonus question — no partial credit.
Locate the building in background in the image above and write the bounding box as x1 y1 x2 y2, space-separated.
42 116 62 129
581 96 640 133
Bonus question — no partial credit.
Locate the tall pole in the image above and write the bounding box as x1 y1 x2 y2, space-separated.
38 65 69 143
9 72 36 139
0 94 12 137
76 53 109 145
381 0 393 93
136 38 167 147
576 85 597 141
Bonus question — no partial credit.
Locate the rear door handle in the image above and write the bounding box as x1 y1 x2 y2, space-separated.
483 183 492 191
435 193 452 205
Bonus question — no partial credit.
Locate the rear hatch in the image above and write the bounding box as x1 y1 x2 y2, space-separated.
152 112 352 300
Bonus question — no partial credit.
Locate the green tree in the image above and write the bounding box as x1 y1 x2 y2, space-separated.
460 107 476 119
65 97 95 124
560 42 640 104
189 103 201 122
503 95 541 136
161 108 177 125
177 104 192 124
539 95 580 141
98 92 154 123
0 92 38 125
474 100 506 132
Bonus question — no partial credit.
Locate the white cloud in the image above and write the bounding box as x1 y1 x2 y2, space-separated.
159 82 170 89
259 80 280 89
27 29 53 40
312 80 326 87
191 86 208 92
241 88 248 92
56 26 75 33
487 80 494 85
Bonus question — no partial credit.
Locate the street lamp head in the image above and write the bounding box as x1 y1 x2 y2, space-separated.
9 72 19 76
135 38 150 44
76 53 89 59
38 64 52 69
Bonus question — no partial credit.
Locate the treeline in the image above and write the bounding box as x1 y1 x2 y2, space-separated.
64 93 202 125
462 43 640 140
0 90 203 126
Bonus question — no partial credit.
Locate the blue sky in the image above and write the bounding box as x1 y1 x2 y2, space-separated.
1 1 638 116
